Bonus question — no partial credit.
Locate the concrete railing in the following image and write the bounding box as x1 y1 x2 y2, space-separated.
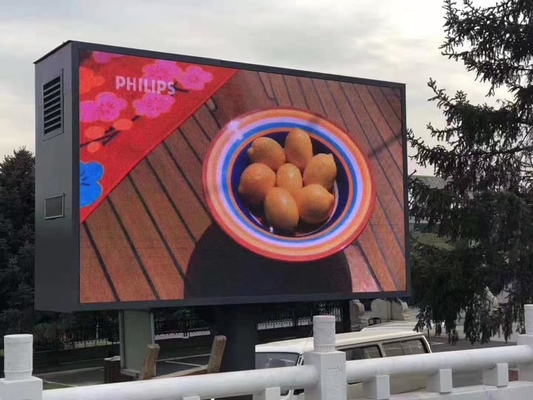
4 306 533 400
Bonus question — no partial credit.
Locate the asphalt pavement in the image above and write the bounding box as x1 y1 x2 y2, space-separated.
430 337 516 388
38 353 211 388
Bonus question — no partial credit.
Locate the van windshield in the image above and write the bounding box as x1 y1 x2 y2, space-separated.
255 352 300 369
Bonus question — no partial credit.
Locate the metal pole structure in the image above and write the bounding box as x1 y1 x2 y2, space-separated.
213 304 260 400
119 310 155 377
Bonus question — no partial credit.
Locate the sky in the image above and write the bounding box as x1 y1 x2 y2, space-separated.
0 0 499 175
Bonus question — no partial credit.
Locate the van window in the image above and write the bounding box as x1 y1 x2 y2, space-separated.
382 342 404 357
382 339 427 357
342 345 382 360
401 339 426 355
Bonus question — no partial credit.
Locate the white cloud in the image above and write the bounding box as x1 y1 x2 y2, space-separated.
0 87 34 155
0 0 504 175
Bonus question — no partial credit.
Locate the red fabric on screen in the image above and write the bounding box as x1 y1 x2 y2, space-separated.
79 50 236 222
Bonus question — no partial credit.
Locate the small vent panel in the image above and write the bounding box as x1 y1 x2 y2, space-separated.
43 76 62 135
44 194 65 220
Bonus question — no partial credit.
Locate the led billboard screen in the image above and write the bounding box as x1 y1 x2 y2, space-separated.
35 42 408 310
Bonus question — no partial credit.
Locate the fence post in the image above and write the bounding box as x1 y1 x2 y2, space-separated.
518 304 533 381
0 334 43 400
304 315 346 400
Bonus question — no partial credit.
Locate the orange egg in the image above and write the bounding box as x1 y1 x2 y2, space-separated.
284 128 313 171
294 184 335 225
303 153 337 191
238 163 276 205
264 187 300 230
247 137 286 171
276 163 303 196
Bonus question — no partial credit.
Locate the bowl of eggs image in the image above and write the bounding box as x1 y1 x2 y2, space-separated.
202 108 376 262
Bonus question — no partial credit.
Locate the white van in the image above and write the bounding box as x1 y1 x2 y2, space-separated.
255 328 431 399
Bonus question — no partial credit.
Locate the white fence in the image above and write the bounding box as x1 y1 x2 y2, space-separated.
5 306 533 400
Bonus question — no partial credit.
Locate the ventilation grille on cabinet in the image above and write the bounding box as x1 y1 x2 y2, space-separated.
44 194 65 220
42 76 63 135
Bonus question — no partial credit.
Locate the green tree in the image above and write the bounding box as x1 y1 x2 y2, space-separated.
0 148 36 335
409 0 533 343
0 148 120 348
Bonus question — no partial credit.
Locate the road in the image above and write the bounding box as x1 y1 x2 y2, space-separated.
431 338 516 387
39 352 212 387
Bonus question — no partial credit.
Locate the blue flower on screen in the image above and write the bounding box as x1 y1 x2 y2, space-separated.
80 161 104 208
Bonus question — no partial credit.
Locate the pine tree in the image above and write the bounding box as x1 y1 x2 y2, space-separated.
409 0 533 343
0 148 118 346
0 148 36 335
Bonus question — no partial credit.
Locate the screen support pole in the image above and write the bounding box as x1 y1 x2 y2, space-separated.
119 310 155 377
213 304 260 400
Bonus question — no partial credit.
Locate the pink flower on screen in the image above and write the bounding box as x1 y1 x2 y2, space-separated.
133 92 175 118
81 92 128 123
92 52 123 64
142 60 183 82
176 66 213 90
